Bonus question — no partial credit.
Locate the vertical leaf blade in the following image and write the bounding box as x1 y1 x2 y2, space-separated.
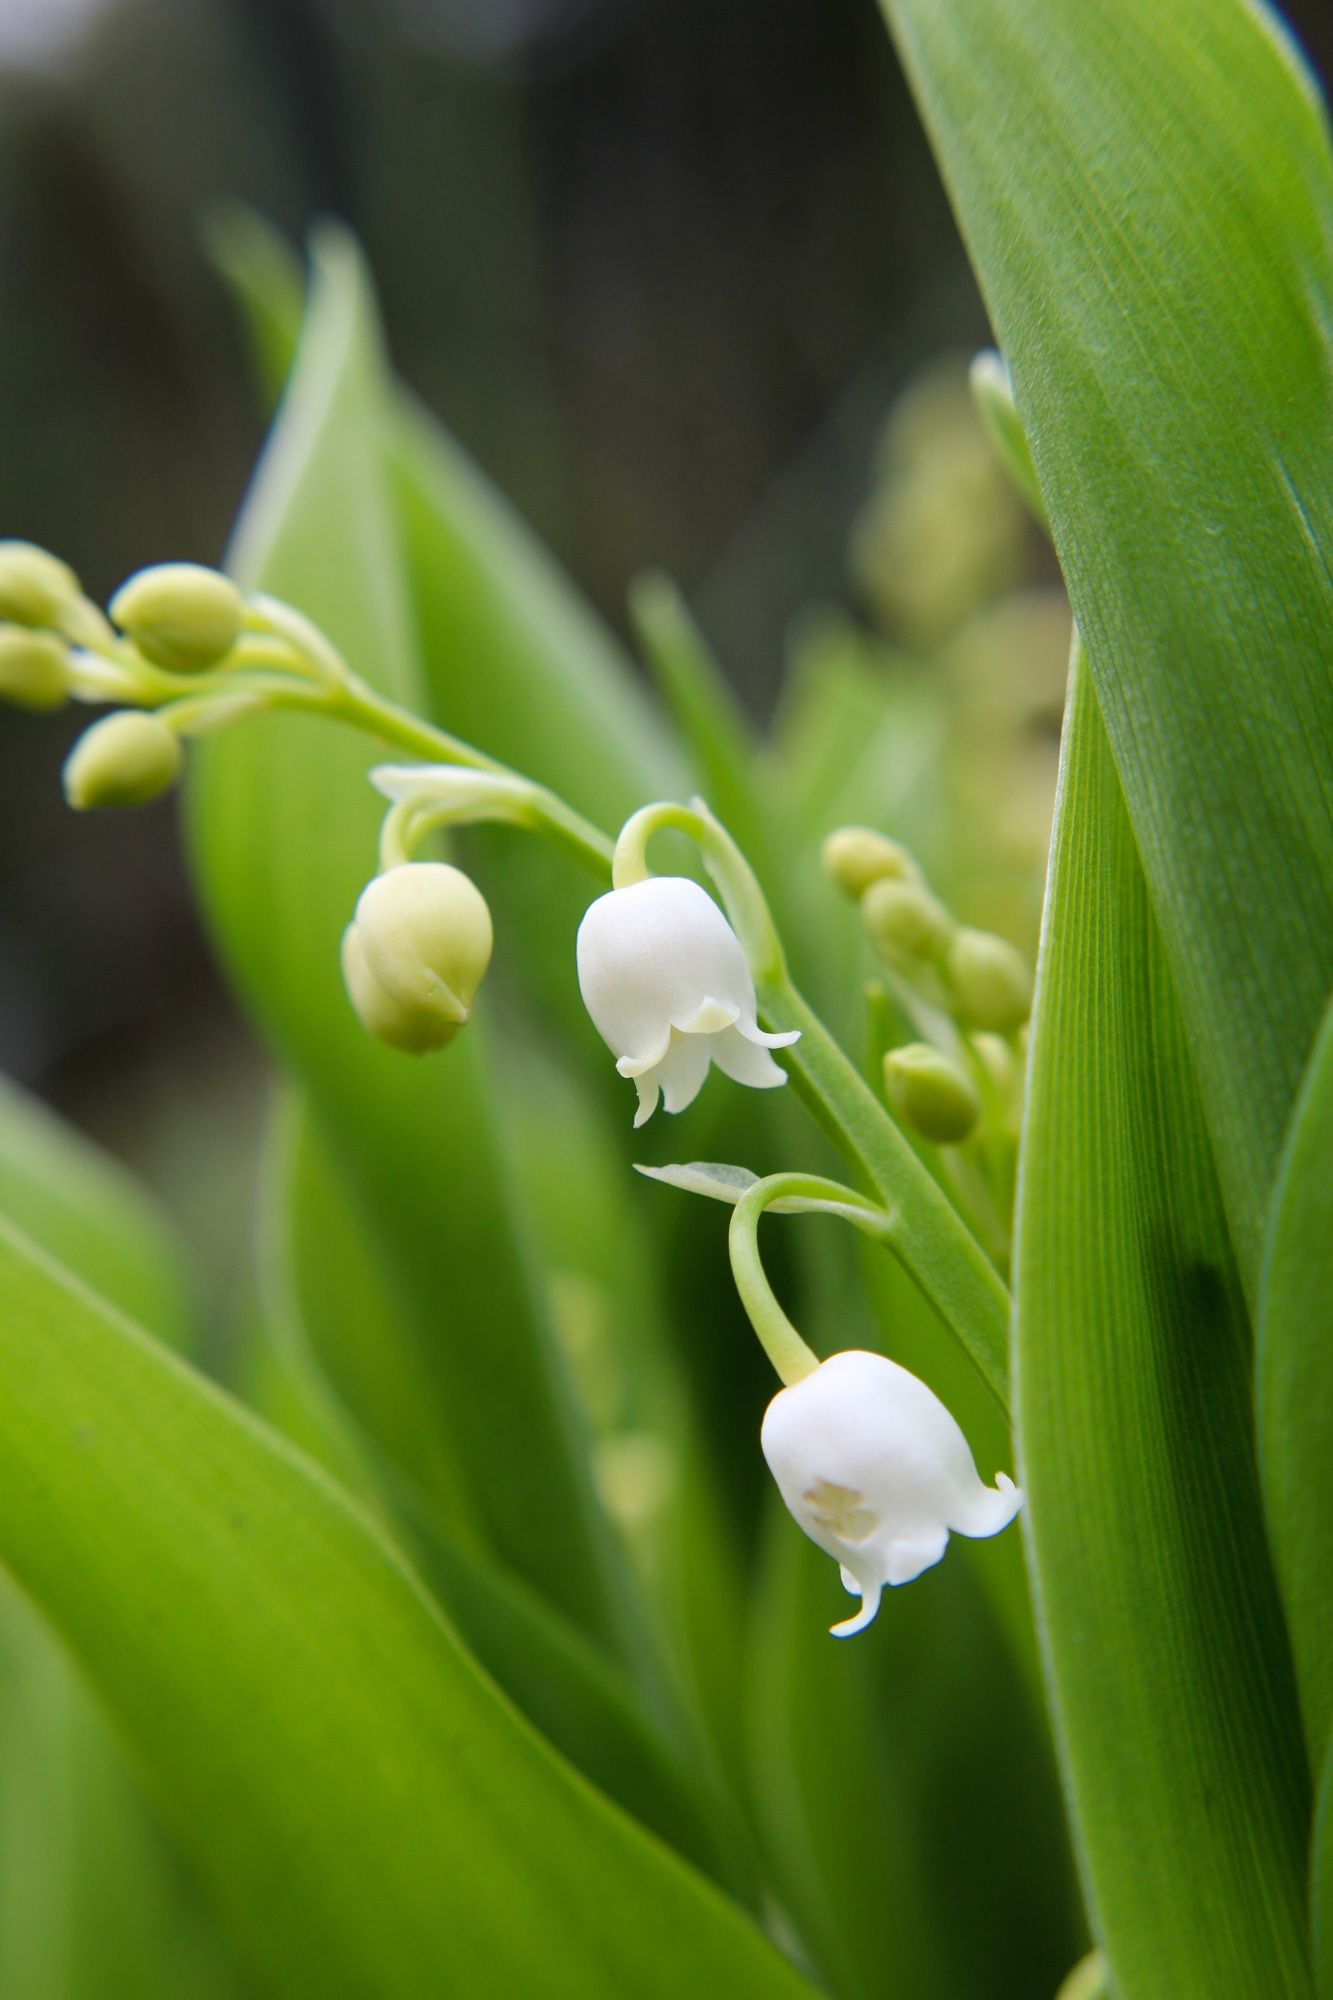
1258 995 1333 1774
0 1220 816 2000
877 0 1333 1290
1015 652 1311 1998
187 229 638 1667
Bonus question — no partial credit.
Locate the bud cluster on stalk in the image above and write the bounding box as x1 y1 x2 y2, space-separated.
0 544 261 811
822 821 1030 1166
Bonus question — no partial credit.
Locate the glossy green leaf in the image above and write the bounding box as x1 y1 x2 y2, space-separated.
187 227 644 1670
0 1218 815 1999
0 1072 193 1350
748 1518 1078 2000
878 0 1333 1292
1258 994 1333 1774
257 1090 756 1903
1315 1744 1333 1997
1015 651 1311 1997
0 1580 244 2000
0 1085 240 2000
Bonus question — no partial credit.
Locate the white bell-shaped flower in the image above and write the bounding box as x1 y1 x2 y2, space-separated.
761 1348 1022 1637
576 876 799 1126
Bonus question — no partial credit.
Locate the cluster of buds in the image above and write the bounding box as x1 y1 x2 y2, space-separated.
0 540 348 812
822 822 1030 1151
824 823 1032 1037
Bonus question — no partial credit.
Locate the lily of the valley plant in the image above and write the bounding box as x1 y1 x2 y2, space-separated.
0 1 1330 1996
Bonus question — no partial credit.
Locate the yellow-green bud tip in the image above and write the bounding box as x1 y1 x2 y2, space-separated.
343 862 493 1055
945 927 1033 1034
861 877 955 964
822 825 921 900
0 625 71 711
884 1042 981 1144
63 710 183 810
0 542 81 630
110 563 243 673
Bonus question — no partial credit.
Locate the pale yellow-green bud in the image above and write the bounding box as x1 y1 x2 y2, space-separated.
884 1042 982 1144
0 542 81 629
110 563 243 672
862 877 955 964
63 711 183 810
946 927 1033 1034
342 862 493 1055
970 1030 1018 1105
0 625 71 711
822 825 921 901
341 924 444 1055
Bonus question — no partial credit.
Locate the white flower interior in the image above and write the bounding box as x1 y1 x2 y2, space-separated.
576 876 798 1125
761 1348 1022 1637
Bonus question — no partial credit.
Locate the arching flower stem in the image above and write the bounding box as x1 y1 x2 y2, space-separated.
756 980 1011 1409
728 1173 896 1386
614 801 1012 1410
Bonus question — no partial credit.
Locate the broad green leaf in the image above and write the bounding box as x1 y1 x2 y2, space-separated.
628 570 773 875
258 1090 757 1903
1258 993 1333 1773
0 1218 815 1999
0 1581 244 2000
748 1524 1078 2000
0 1087 241 2000
187 229 646 1672
211 207 684 1125
1015 650 1311 1997
1316 1744 1333 1997
878 0 1333 1292
258 1092 478 1538
0 1072 193 1349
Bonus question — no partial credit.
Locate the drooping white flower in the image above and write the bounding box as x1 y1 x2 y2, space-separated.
576 876 799 1126
760 1348 1022 1637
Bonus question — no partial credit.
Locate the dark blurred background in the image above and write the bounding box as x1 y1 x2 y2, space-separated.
1 0 1329 1275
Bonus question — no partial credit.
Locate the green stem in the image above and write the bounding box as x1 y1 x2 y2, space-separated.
613 796 1012 1408
754 978 1011 1408
727 1181 821 1385
294 675 615 877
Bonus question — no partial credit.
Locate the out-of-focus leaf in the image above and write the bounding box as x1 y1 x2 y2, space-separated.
1258 994 1333 1774
770 613 945 860
747 1493 1077 2000
206 205 304 403
0 1582 245 2000
629 570 772 866
187 227 645 1674
0 1086 241 2000
0 1218 817 1999
257 1090 757 1905
1015 652 1311 1998
0 1072 193 1349
1316 1745 1333 1996
877 0 1333 1293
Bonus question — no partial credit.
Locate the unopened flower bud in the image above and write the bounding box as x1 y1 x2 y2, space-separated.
0 625 71 711
861 877 955 964
110 563 243 672
822 825 921 901
342 862 492 1055
884 1042 981 1144
0 542 81 629
63 711 183 810
761 1349 1021 1636
945 927 1033 1034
